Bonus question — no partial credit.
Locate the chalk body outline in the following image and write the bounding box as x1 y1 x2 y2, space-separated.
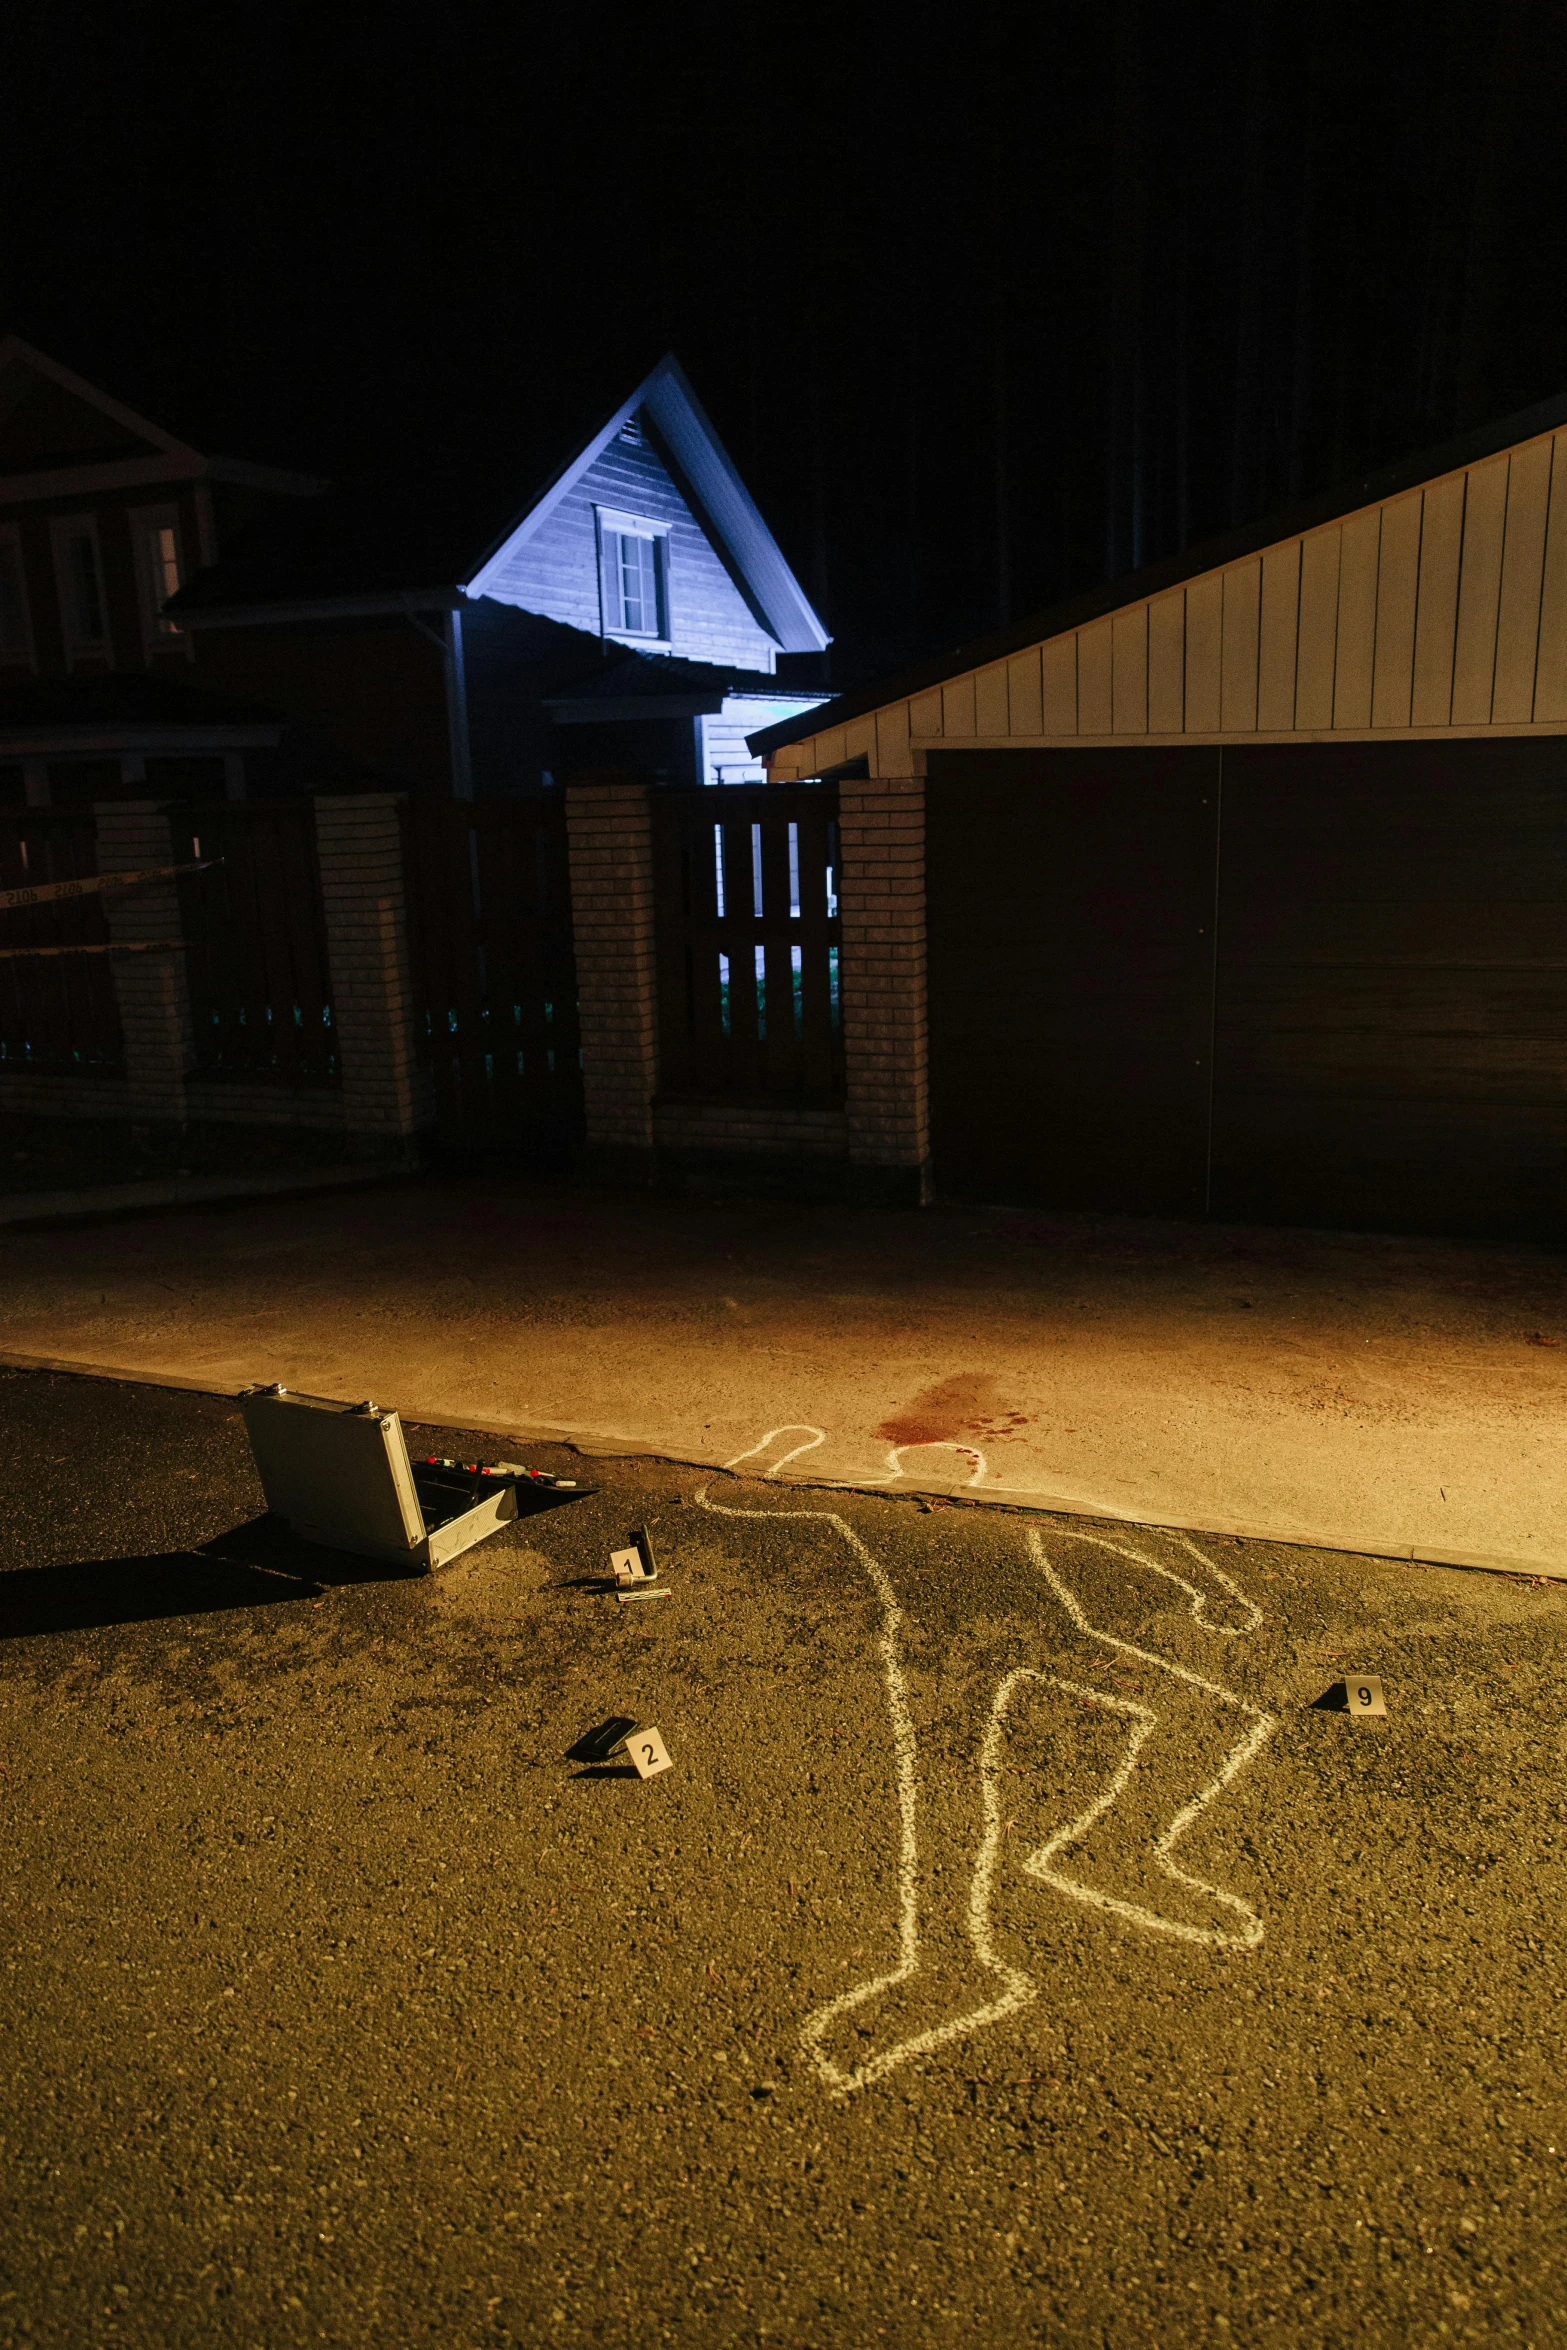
703 1432 1275 2091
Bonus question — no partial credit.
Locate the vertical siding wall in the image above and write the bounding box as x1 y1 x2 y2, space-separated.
772 428 1567 777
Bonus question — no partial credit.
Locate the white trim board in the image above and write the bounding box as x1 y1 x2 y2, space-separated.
765 419 1567 776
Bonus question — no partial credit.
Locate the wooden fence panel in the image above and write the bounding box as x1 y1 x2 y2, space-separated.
168 803 337 1085
0 811 125 1073
653 785 843 1102
401 795 583 1151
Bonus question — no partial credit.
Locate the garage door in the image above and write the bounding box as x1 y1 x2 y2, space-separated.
925 739 1567 1238
1210 739 1567 1236
925 747 1220 1216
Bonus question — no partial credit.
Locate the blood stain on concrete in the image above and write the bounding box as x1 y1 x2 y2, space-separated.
875 1373 1031 1447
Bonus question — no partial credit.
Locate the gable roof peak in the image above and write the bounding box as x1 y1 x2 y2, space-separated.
463 353 830 655
0 331 200 467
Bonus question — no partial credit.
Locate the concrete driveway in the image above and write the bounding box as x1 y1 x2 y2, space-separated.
2 1176 1563 1576
1 1369 1562 2348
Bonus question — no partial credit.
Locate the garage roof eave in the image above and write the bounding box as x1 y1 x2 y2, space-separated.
749 385 1567 758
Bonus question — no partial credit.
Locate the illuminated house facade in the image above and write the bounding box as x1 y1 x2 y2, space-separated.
168 353 832 794
0 341 831 805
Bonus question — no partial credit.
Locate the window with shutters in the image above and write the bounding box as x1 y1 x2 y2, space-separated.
130 504 188 652
596 508 670 643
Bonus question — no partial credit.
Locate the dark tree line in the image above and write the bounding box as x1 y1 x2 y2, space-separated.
792 0 1567 675
1 0 1562 684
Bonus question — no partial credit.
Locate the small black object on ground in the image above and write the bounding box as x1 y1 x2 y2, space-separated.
1313 1675 1388 1718
567 1715 645 1778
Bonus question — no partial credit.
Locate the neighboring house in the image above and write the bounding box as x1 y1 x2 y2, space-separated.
0 335 327 806
751 392 1567 1241
0 341 832 808
168 353 832 794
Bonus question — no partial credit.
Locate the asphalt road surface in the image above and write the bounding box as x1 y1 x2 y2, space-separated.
0 1367 1562 2348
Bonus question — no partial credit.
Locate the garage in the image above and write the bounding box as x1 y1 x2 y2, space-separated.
925 737 1567 1236
759 395 1567 1241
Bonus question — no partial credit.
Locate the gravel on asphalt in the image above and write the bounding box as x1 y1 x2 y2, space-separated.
0 1368 1562 2348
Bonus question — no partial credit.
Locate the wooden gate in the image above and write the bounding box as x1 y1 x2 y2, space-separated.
927 749 1219 1217
652 784 843 1103
401 795 583 1154
0 810 125 1074
168 803 337 1086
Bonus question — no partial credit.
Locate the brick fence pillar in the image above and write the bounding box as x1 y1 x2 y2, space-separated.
313 792 430 1146
95 799 192 1122
838 771 933 1206
564 773 659 1184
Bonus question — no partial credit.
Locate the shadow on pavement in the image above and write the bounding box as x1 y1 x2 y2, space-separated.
0 1514 422 1640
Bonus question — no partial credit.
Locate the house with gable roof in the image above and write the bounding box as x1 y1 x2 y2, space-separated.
0 339 832 809
168 353 832 796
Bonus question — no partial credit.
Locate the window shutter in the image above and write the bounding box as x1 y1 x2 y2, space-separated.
639 536 661 636
69 536 105 643
598 523 621 634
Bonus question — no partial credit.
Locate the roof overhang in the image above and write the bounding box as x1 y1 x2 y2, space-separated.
0 337 328 507
0 723 283 756
0 453 330 507
172 590 461 631
546 694 721 723
749 385 1567 758
0 453 208 503
546 681 834 727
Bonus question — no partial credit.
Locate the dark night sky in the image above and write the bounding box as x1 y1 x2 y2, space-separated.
4 1 1566 684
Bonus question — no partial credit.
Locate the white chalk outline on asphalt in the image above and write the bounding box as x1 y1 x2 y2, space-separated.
1016 1527 1276 1948
702 1430 1276 2093
883 1438 988 1487
723 1426 828 1478
700 1475 1032 2094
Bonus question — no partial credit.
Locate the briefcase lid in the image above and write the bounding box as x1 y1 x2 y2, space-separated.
239 1387 424 1554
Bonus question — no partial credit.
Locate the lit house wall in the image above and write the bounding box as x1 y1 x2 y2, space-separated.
472 426 780 674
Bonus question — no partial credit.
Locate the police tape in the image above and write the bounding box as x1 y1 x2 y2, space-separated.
0 939 187 959
0 858 213 914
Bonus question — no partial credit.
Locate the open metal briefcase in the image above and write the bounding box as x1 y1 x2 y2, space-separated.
239 1385 528 1571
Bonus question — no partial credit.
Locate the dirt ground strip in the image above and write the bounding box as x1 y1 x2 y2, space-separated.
0 1369 1563 2348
